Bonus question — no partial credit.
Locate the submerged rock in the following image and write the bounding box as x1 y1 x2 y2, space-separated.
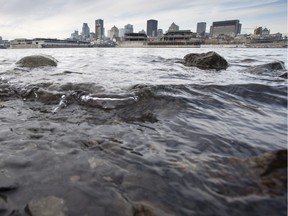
183 51 228 70
0 173 19 192
16 55 58 68
242 149 287 196
279 72 287 79
244 149 287 177
132 202 173 216
243 61 286 76
26 196 66 216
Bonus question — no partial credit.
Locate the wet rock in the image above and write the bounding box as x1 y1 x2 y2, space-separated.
0 173 18 192
243 61 286 74
183 51 228 70
279 72 287 79
243 149 287 196
132 202 173 216
244 149 287 176
0 197 7 213
16 55 58 68
26 196 65 216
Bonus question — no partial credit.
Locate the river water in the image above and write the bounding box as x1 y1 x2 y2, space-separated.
0 48 287 216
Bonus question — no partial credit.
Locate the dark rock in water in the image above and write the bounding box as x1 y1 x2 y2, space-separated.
0 197 7 213
132 202 173 216
244 149 287 176
279 72 287 79
16 55 58 68
183 51 228 70
26 196 66 216
243 61 286 75
243 149 287 196
0 173 19 192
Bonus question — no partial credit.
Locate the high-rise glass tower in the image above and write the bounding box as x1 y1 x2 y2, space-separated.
147 19 158 37
124 24 133 34
210 20 241 37
81 23 90 39
196 22 206 37
95 19 104 40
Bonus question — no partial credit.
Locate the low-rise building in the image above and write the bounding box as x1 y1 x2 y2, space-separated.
163 30 196 41
124 33 147 41
32 38 91 48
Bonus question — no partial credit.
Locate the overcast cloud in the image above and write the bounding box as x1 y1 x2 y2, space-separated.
0 0 287 39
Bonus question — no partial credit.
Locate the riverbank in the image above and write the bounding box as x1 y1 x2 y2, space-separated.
5 40 287 49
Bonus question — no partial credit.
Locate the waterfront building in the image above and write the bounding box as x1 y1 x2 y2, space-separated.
254 27 263 35
168 22 179 32
139 29 146 34
210 20 241 37
110 25 119 39
124 33 147 41
157 29 164 38
119 28 125 37
90 32 95 39
95 19 104 40
81 23 90 40
70 30 79 40
262 28 270 36
32 38 91 48
107 30 111 38
163 30 196 41
147 19 158 37
196 22 206 37
124 24 133 34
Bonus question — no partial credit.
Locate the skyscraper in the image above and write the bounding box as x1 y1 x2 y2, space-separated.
110 25 119 39
95 19 104 40
168 22 179 32
81 23 90 39
196 22 206 37
147 19 158 37
119 28 125 37
210 20 241 37
124 24 133 34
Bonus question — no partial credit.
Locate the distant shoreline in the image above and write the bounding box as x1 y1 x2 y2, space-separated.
5 41 287 49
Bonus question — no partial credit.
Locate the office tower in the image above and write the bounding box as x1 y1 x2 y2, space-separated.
124 24 133 34
157 29 164 38
168 22 179 32
81 23 90 39
110 26 119 39
196 22 206 37
95 19 104 40
147 19 158 37
119 28 125 37
210 20 241 37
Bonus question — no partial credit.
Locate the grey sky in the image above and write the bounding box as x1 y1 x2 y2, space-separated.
0 0 287 39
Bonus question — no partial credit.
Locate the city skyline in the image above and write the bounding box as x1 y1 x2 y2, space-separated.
0 0 287 40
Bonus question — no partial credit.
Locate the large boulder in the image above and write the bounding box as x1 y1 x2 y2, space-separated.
16 55 58 68
183 51 228 70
